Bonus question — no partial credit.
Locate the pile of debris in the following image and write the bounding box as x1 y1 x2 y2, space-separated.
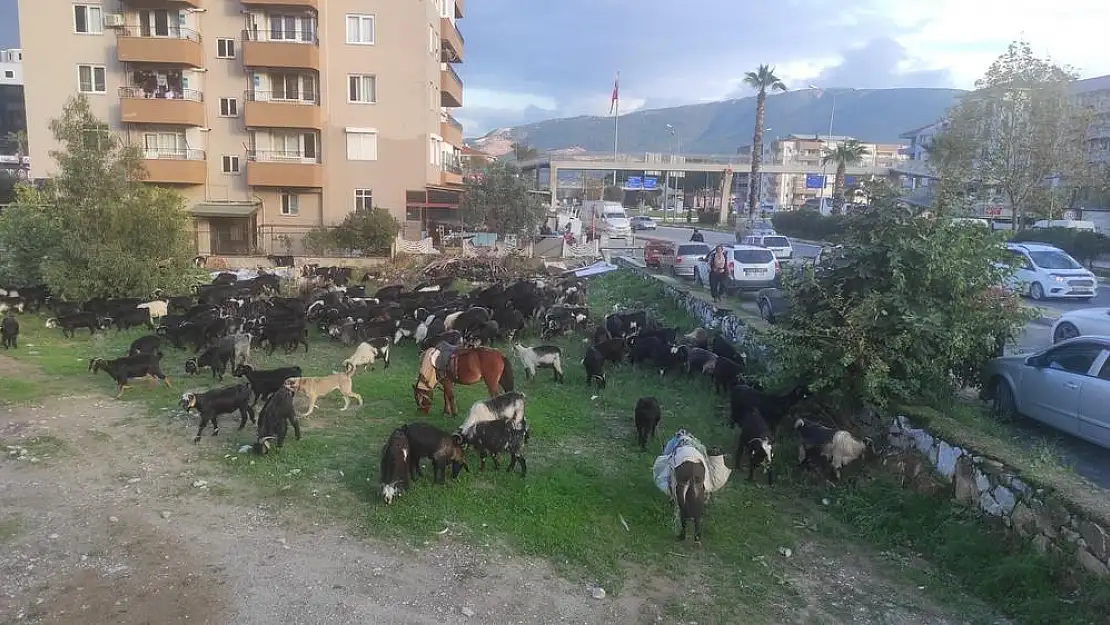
422 256 542 282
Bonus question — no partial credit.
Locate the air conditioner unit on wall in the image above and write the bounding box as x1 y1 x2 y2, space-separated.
104 14 125 28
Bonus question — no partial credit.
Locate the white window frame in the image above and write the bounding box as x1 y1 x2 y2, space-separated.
221 155 240 174
142 131 186 158
280 191 299 216
73 4 103 35
429 25 438 55
270 73 317 103
77 64 107 94
429 135 443 166
354 189 373 212
216 38 236 59
219 97 239 117
345 129 378 162
345 14 376 44
347 75 377 104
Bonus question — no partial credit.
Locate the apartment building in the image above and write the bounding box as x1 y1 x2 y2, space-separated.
766 134 907 208
0 49 26 158
17 0 465 255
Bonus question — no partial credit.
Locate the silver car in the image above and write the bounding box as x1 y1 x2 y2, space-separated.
980 336 1110 449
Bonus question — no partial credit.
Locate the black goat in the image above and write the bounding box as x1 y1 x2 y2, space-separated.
674 457 706 543
582 345 607 390
254 386 302 454
180 383 255 444
729 384 809 431
633 397 661 451
379 427 411 504
233 364 303 407
1 314 19 349
261 323 309 355
403 422 469 485
186 334 250 381
734 408 774 485
128 335 162 356
713 357 745 395
89 353 171 398
46 312 103 338
465 418 530 477
111 307 153 331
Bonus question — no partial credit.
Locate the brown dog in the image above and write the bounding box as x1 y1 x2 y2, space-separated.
284 372 363 417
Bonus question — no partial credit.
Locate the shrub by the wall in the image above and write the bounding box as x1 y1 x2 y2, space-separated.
771 209 847 242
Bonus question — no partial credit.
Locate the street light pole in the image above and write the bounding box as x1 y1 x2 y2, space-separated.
808 84 838 201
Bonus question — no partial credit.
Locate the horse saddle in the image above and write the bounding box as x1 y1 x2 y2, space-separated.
433 343 461 381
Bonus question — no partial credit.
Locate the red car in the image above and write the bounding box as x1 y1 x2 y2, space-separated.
644 240 674 268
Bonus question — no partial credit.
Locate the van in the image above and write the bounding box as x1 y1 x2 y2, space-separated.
1004 242 1098 301
739 233 793 260
581 201 632 238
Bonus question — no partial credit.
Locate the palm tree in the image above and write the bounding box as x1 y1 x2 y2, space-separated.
821 140 869 214
744 65 786 220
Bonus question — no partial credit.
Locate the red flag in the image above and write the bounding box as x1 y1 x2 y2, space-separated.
609 72 620 115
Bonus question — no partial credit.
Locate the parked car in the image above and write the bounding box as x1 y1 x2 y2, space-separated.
630 215 657 231
1051 308 1110 344
694 244 780 293
643 240 674 269
739 232 793 260
1004 242 1098 301
980 336 1110 449
754 245 844 323
662 242 709 278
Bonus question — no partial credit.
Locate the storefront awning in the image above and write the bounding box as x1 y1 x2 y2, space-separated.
188 202 260 218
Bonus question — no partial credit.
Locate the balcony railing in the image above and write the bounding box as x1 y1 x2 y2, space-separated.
247 149 321 163
120 86 203 101
143 149 206 161
445 63 463 87
244 90 319 105
444 162 463 175
117 25 202 43
241 29 318 45
443 113 463 131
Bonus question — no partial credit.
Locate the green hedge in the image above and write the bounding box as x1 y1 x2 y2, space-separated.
1010 227 1110 268
770 209 847 242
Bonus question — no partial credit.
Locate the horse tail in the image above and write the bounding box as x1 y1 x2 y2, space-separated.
499 353 516 393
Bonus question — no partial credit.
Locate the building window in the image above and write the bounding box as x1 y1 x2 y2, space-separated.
280 191 299 216
221 155 240 174
216 38 236 59
347 75 377 103
354 189 373 211
74 4 103 35
429 137 443 166
77 64 106 93
3 71 12 79
219 97 238 117
346 14 375 44
429 25 437 55
346 131 378 161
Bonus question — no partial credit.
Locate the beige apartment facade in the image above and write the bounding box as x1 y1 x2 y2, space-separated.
766 134 907 208
18 0 465 255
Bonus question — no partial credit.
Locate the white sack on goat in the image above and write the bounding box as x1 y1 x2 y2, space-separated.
653 432 729 495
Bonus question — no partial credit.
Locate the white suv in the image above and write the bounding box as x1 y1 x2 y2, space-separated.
1005 242 1098 301
739 233 793 261
695 245 780 293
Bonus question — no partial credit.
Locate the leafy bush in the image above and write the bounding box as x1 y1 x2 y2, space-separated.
302 207 399 257
771 209 848 242
459 160 545 236
764 195 1034 416
1011 227 1110 267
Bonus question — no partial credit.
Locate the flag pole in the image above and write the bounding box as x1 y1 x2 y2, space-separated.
611 71 620 186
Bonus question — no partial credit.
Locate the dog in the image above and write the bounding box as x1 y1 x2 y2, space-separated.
284 371 364 417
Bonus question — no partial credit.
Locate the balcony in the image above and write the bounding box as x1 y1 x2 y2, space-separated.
119 87 204 126
455 0 464 18
240 0 317 9
244 91 322 130
441 113 463 146
246 149 323 188
440 64 463 108
122 0 203 8
116 27 203 67
440 17 463 63
141 150 206 185
241 30 320 71
441 166 463 186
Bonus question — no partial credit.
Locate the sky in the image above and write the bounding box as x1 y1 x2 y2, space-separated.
3 0 1110 135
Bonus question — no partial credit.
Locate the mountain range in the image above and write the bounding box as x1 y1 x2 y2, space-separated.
469 88 964 157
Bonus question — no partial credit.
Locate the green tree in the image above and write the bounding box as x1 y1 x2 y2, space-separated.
935 40 1093 230
303 207 399 256
921 130 978 216
821 139 869 214
744 65 787 220
459 160 545 236
602 185 624 202
763 196 1033 418
0 95 199 298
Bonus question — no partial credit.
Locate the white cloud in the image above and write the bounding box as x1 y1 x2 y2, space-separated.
464 88 559 112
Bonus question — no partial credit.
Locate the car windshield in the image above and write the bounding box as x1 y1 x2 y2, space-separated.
1029 250 1082 270
734 249 774 264
604 210 626 218
678 244 708 255
763 236 789 247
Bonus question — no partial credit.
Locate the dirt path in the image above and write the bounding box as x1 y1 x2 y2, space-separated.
0 357 1002 625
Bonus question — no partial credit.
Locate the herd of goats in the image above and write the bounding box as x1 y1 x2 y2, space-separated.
0 265 877 543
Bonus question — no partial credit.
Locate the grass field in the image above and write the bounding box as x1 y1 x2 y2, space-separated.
3 271 1110 623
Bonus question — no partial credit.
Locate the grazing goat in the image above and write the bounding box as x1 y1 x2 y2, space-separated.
137 299 169 322
735 408 774 485
233 364 303 407
459 391 526 438
185 334 251 381
379 427 411 504
634 397 661 451
253 385 302 454
46 312 103 338
128 335 162 356
402 422 469 484
713 357 745 395
180 383 255 443
729 384 809 431
111 307 153 331
1 314 19 349
794 418 875 481
681 327 709 349
512 343 564 382
342 338 391 374
582 345 607 390
673 458 707 543
465 418 530 477
89 353 171 398
285 370 363 417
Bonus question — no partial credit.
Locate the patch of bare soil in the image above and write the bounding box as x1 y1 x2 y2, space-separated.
0 376 1004 624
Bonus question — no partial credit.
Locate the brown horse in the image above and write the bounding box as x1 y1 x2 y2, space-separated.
413 346 515 416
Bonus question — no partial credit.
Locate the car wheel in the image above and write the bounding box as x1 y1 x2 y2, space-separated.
1029 282 1045 301
759 300 775 324
992 379 1018 422
1053 321 1081 343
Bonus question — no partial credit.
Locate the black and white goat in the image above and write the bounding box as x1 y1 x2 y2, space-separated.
633 396 661 451
46 312 104 338
180 382 255 443
343 338 391 374
379 427 411 504
458 391 526 438
254 385 302 454
735 408 774 485
582 345 607 390
512 343 564 382
186 333 251 381
794 418 875 481
465 418 530 477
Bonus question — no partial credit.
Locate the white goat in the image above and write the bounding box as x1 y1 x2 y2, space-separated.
137 299 169 321
342 338 391 374
794 418 874 481
512 343 564 382
458 391 526 438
